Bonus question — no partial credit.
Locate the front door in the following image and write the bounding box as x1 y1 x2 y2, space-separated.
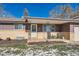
31 24 37 39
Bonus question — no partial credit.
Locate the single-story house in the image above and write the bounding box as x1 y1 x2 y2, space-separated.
0 16 79 43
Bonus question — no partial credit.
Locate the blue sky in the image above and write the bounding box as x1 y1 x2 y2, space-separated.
2 3 79 18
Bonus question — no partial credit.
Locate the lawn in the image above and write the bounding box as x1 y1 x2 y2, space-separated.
0 44 79 56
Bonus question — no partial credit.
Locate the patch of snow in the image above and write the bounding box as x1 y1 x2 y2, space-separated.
0 45 79 56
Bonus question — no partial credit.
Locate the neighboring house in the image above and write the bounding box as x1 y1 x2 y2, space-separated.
0 17 79 43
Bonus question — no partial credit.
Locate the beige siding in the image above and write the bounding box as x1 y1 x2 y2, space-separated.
37 32 47 40
0 29 28 40
70 32 74 41
0 29 70 41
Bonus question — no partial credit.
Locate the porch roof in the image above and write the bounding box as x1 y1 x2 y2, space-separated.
27 17 79 24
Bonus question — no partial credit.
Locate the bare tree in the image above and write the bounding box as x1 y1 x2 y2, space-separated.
76 6 79 16
61 4 72 19
49 4 73 19
0 4 15 18
24 8 28 19
49 9 57 18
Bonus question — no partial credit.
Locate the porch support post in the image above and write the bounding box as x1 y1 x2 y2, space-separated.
36 24 38 40
28 24 31 40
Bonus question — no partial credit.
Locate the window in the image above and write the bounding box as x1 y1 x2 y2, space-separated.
37 24 43 32
31 24 36 32
0 23 15 30
43 25 55 32
46 25 51 32
43 25 47 32
26 24 30 30
51 25 56 32
15 24 25 29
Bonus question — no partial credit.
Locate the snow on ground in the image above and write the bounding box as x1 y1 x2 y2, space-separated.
0 45 79 56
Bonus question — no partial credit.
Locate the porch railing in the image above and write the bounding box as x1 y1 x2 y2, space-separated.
37 32 65 40
27 32 70 40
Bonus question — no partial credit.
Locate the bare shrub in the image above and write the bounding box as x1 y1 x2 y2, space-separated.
6 37 11 41
0 38 3 41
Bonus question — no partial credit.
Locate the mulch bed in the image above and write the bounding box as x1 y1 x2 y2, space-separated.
0 40 27 46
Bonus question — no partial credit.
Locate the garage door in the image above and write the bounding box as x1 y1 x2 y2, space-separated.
74 27 79 41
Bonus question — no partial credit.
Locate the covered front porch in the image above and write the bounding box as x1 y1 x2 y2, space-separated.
25 23 70 43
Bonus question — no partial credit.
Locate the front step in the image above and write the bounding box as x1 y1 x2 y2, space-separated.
27 39 66 45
